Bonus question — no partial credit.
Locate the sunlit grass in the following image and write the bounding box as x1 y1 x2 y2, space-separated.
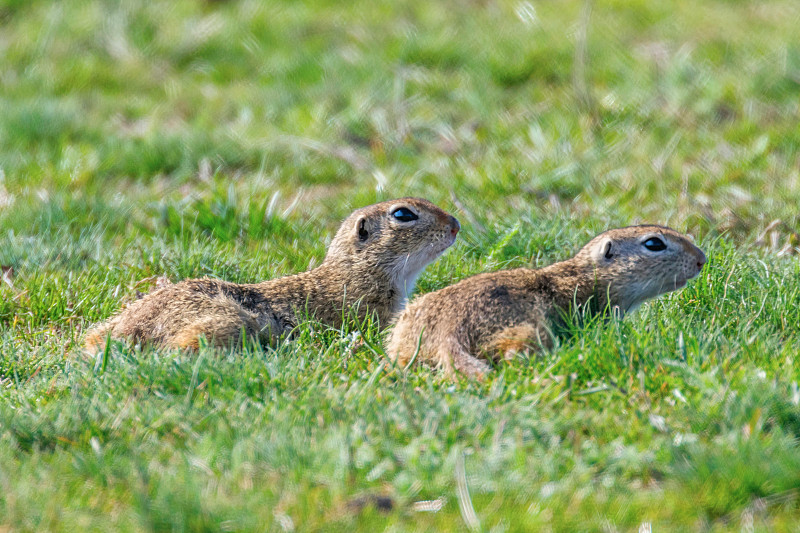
2 0 800 530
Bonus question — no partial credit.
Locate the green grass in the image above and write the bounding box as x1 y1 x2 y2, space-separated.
2 0 800 530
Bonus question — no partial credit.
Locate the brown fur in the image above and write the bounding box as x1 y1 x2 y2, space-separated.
386 225 706 378
85 198 460 353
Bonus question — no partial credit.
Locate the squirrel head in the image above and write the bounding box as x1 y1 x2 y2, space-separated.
325 197 460 297
576 225 706 313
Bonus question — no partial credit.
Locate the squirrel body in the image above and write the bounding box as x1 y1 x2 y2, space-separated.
85 198 460 351
386 225 706 377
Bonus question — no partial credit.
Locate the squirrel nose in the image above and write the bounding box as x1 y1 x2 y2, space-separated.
696 250 707 270
449 216 461 236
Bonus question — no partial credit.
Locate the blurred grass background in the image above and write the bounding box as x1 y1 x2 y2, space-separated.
1 0 800 530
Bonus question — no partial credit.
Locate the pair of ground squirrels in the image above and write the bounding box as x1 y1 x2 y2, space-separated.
84 198 460 352
386 225 706 378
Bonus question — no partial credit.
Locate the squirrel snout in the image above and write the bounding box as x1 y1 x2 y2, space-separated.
695 249 707 271
448 216 461 236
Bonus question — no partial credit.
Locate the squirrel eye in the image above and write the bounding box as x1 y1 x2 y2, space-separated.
391 207 418 222
643 237 667 252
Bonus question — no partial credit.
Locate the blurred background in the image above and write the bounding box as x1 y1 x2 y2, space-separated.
2 0 798 245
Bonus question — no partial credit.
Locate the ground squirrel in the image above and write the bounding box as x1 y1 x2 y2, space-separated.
386 225 706 378
84 198 460 352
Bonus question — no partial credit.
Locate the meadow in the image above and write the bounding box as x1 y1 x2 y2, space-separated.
2 0 800 530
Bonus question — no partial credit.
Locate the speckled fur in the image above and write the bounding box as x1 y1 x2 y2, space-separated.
85 198 459 352
386 225 706 378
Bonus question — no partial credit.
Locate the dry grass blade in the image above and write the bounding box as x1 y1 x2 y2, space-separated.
455 452 481 532
1 266 13 289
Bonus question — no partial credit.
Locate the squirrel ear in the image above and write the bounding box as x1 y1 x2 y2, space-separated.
355 216 369 242
592 237 614 262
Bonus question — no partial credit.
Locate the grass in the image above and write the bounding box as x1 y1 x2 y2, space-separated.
2 0 800 530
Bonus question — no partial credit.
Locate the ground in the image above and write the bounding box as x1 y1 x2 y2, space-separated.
1 0 800 530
